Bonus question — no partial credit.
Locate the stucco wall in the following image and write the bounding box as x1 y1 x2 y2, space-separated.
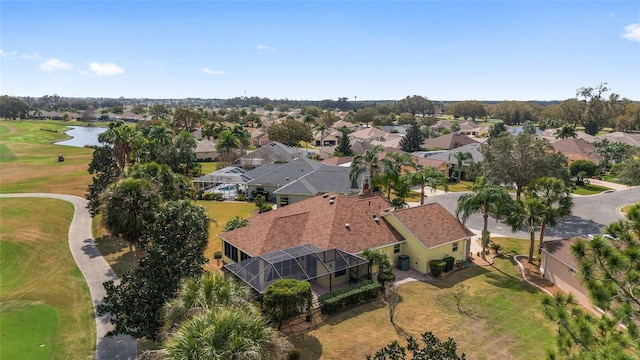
542 253 593 310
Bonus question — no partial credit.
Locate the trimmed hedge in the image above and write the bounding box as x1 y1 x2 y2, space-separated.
377 271 396 288
429 260 446 278
318 280 382 314
443 256 455 272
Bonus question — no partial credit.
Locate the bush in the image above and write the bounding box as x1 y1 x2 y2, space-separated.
377 271 396 287
236 193 246 201
201 192 223 201
318 280 382 314
570 160 598 178
224 216 248 232
429 260 446 278
442 256 455 272
264 279 313 329
213 251 222 260
287 348 301 360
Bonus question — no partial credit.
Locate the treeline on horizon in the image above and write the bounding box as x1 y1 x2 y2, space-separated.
4 94 566 113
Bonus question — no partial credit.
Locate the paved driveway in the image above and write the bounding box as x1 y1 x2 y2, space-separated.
0 193 137 360
421 186 640 240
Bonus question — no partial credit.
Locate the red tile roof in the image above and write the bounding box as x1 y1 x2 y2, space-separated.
384 203 474 248
219 193 403 256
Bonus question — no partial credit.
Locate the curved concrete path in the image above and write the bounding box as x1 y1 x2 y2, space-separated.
0 193 137 360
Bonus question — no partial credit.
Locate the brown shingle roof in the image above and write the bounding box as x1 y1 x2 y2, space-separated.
423 132 478 150
384 203 474 248
551 139 601 163
219 193 402 256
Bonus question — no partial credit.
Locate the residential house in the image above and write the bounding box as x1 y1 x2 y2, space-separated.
540 238 594 311
194 138 218 161
551 138 602 164
238 141 307 169
332 120 357 130
413 156 449 179
220 193 474 293
273 165 358 207
420 142 484 180
314 128 342 147
422 132 479 150
458 120 483 136
597 132 640 148
250 128 270 147
245 157 321 201
322 156 352 167
350 127 403 144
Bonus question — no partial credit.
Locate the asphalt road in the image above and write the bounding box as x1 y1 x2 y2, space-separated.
0 193 137 360
423 187 640 240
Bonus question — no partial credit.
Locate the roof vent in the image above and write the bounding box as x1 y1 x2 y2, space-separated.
374 217 380 223
323 194 329 198
329 195 336 200
345 223 350 229
329 199 335 205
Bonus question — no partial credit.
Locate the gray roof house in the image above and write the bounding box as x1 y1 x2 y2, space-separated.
238 141 309 169
246 157 358 207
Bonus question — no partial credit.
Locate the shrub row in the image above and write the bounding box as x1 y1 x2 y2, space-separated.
429 260 446 278
318 280 382 314
201 192 223 201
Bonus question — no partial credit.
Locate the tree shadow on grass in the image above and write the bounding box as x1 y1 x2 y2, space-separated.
428 266 491 289
482 266 541 295
289 333 322 360
323 300 386 327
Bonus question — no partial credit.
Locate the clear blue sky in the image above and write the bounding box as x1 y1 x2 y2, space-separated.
2 1 639 101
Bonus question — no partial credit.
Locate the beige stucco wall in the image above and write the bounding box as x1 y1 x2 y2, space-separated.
542 253 593 310
383 215 468 274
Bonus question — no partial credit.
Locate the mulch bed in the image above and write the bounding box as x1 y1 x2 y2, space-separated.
517 256 560 296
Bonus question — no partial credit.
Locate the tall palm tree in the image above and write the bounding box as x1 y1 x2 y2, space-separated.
449 151 473 183
505 192 545 264
456 176 513 260
100 178 159 256
528 177 574 253
315 123 328 147
411 166 448 205
231 124 251 155
381 152 416 199
215 129 241 164
98 120 143 170
554 123 578 140
350 145 385 193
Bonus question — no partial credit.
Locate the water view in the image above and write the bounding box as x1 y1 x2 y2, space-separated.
57 126 107 147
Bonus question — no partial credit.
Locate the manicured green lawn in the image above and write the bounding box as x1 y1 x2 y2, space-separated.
437 180 473 192
0 120 94 196
195 200 256 258
0 198 94 359
292 236 554 359
573 183 611 195
199 161 222 175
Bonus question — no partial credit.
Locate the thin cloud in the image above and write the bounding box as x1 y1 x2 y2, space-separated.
257 44 277 52
89 62 124 76
21 53 43 60
621 24 640 42
0 49 17 58
202 67 225 75
40 58 73 72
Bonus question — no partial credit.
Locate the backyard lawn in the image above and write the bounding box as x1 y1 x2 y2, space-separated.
0 121 94 196
573 183 611 195
0 198 95 360
291 237 556 359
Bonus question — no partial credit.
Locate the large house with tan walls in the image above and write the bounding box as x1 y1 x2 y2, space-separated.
220 192 474 294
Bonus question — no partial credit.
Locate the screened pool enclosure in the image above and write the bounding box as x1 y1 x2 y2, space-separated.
224 244 370 294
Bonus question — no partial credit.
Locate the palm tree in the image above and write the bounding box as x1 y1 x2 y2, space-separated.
528 177 574 254
554 123 578 140
361 249 391 280
215 129 241 164
98 120 143 170
315 123 328 147
100 178 159 256
456 176 513 260
449 151 473 183
231 124 251 155
156 272 290 360
303 114 315 128
350 145 385 193
411 166 448 205
505 192 545 264
591 139 627 171
380 152 416 199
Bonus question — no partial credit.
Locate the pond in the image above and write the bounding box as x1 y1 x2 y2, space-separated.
57 126 107 147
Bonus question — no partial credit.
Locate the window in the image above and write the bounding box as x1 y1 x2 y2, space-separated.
224 242 238 262
394 244 401 254
452 242 458 252
335 269 347 277
240 251 250 261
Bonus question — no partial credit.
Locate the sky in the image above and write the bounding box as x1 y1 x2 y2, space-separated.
1 1 639 101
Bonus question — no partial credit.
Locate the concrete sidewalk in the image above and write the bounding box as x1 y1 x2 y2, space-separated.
0 193 136 360
588 178 633 191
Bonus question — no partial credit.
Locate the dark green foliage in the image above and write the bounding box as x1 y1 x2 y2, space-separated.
318 280 382 314
618 158 640 186
334 130 354 157
399 123 424 153
263 279 313 329
126 162 195 201
0 95 31 119
429 260 446 278
443 256 455 272
201 192 223 201
254 194 273 213
487 120 507 139
377 271 396 287
267 118 312 146
367 331 466 360
213 251 222 260
569 159 598 178
287 348 301 360
97 200 209 341
85 145 122 216
224 216 248 232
